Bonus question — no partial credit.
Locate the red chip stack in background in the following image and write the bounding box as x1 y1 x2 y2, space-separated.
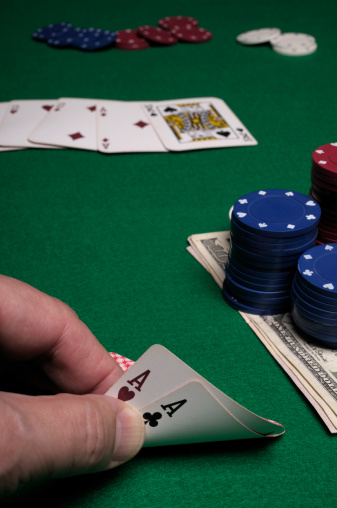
118 16 212 50
157 16 212 44
137 25 178 46
170 26 212 43
158 16 199 30
310 143 337 244
115 29 149 50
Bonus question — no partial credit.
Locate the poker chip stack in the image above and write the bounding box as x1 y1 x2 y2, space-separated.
236 28 317 56
291 244 337 347
32 16 212 52
32 23 117 51
310 143 337 244
223 189 321 315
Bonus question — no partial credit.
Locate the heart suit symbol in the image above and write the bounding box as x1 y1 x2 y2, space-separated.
118 386 135 401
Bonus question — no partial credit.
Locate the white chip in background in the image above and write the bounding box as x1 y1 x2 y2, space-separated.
271 32 317 56
236 27 281 45
272 42 317 56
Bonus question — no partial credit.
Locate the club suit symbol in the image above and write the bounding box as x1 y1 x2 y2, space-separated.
143 412 162 427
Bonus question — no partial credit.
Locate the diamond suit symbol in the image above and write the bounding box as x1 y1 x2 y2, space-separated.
134 120 148 128
68 132 84 140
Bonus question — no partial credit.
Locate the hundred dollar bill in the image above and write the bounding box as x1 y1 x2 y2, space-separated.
188 231 337 433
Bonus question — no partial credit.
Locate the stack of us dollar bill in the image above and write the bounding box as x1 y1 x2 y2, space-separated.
187 230 337 433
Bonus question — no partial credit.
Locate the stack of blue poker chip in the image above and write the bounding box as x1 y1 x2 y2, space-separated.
32 23 117 51
223 189 321 315
291 244 337 346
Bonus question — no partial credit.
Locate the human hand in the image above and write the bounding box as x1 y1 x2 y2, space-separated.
0 275 144 494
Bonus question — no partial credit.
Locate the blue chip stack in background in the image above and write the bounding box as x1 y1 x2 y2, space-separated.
32 23 117 51
223 189 321 315
291 244 337 346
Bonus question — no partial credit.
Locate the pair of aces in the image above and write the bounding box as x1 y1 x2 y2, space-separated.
0 97 257 154
107 345 284 447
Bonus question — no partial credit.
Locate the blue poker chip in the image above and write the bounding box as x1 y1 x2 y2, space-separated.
230 241 301 269
227 252 295 279
297 244 337 298
227 260 293 287
232 189 321 237
230 230 317 256
47 27 77 48
292 297 337 326
293 274 337 311
291 281 337 319
72 27 116 51
226 264 291 292
32 22 73 42
222 281 289 315
292 308 337 347
292 304 337 334
230 214 319 245
225 271 290 304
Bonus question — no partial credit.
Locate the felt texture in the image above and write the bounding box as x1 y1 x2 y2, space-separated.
1 0 337 506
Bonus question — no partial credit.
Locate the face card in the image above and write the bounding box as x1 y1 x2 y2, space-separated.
142 97 258 151
96 100 167 153
105 345 283 436
0 100 58 149
28 98 98 150
140 381 265 447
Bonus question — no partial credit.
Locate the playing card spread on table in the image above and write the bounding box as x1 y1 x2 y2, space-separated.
142 97 257 151
106 345 284 446
96 100 167 153
0 102 23 151
29 97 98 150
0 100 58 149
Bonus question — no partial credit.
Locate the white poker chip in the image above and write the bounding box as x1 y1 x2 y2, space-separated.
271 32 317 56
272 42 317 56
236 27 281 45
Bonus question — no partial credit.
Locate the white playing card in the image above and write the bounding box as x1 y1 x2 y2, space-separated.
105 344 284 436
142 97 258 151
29 98 98 150
0 102 23 151
96 100 167 153
140 381 267 447
0 100 58 149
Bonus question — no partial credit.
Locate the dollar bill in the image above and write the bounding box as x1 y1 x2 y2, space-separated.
188 231 337 433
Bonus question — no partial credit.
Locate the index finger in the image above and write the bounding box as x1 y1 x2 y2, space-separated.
0 275 123 394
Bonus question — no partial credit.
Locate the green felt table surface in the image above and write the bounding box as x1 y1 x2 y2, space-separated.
1 0 337 505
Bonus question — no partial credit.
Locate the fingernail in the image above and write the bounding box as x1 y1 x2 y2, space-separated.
110 405 145 467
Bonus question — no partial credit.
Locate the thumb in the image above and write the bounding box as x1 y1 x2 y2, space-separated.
0 392 145 493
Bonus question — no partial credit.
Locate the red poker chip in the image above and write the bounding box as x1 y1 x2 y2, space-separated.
311 173 337 192
319 221 337 233
137 25 178 45
312 143 337 176
311 169 337 185
311 180 337 198
116 29 139 41
170 26 212 43
321 213 337 224
116 42 149 50
158 16 198 30
115 29 149 50
318 234 337 244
